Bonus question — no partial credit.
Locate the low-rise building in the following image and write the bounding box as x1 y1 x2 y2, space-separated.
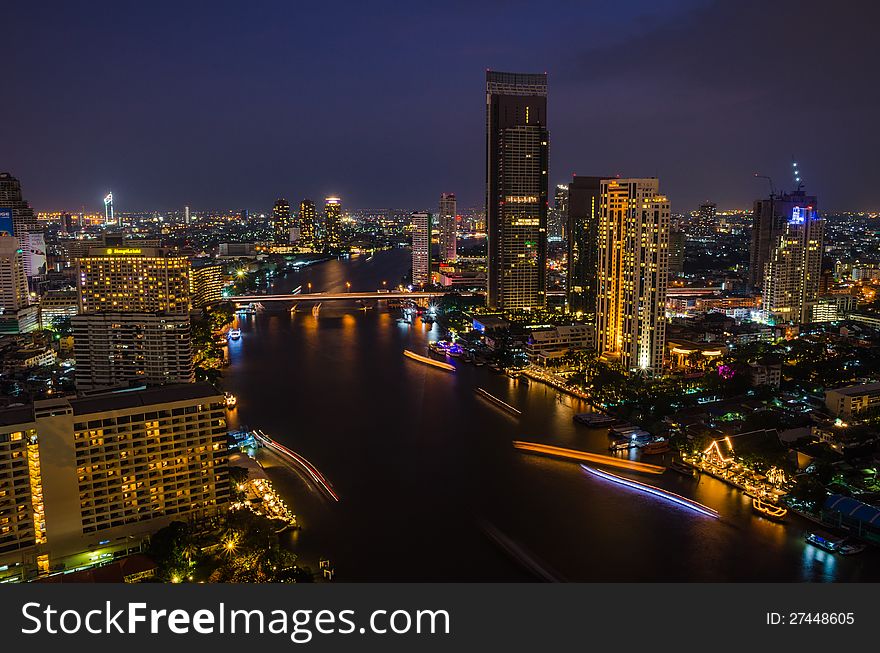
525 324 592 365
825 382 880 419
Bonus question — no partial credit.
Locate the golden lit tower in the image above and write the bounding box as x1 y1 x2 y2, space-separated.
595 178 670 374
324 197 342 250
299 199 317 250
272 198 292 245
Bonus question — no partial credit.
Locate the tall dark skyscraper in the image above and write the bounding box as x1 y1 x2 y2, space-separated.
566 176 604 315
439 192 457 263
485 71 549 309
272 197 292 245
749 189 817 288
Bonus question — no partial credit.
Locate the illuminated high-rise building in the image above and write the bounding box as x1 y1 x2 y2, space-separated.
77 247 191 315
411 211 432 286
668 228 686 275
595 178 670 374
749 189 817 288
324 197 342 250
299 199 317 249
184 205 190 227
762 202 824 324
550 183 569 241
0 172 43 278
189 259 223 308
103 192 115 225
485 71 549 309
272 197 292 245
0 236 39 333
439 193 457 263
567 176 605 315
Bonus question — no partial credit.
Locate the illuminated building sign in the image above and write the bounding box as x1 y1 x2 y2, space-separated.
504 195 539 203
105 248 143 256
0 208 13 236
790 206 806 224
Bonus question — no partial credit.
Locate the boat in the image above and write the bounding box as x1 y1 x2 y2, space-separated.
752 498 787 521
641 440 671 455
804 532 841 553
519 376 530 386
838 541 867 556
224 392 237 409
574 413 616 427
228 328 241 340
670 460 696 477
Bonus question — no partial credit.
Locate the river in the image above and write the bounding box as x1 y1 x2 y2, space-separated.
222 248 880 581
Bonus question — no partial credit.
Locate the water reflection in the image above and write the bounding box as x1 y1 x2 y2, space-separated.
221 249 879 582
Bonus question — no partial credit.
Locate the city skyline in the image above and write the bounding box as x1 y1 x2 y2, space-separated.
4 1 880 212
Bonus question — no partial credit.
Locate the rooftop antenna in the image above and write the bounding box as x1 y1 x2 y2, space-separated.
754 173 775 198
792 158 804 191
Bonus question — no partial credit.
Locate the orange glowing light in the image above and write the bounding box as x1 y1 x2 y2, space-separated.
513 441 665 474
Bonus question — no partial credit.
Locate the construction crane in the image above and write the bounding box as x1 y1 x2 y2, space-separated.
754 172 775 198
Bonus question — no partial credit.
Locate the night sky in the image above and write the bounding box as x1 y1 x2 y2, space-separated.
3 0 878 213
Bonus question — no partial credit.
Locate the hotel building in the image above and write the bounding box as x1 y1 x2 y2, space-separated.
0 384 229 582
77 246 190 315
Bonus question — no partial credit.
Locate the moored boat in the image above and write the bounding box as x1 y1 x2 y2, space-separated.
670 460 696 477
224 392 237 409
752 498 787 521
641 439 671 455
805 531 841 553
228 328 241 340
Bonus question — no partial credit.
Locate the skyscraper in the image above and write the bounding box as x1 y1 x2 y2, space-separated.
299 199 317 250
72 312 195 390
595 178 670 374
668 228 686 275
103 192 115 225
762 202 824 324
0 173 43 278
551 183 569 241
749 189 817 288
0 236 39 333
439 193 457 263
0 172 39 236
566 176 604 315
184 205 190 227
485 71 549 309
411 211 432 286
324 197 342 250
272 197 292 245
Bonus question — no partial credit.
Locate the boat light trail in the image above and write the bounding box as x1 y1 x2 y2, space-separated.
581 465 718 518
403 349 456 371
254 430 339 502
513 441 665 474
476 387 521 415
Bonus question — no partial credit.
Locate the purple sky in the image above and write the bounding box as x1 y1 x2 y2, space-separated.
3 0 878 213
